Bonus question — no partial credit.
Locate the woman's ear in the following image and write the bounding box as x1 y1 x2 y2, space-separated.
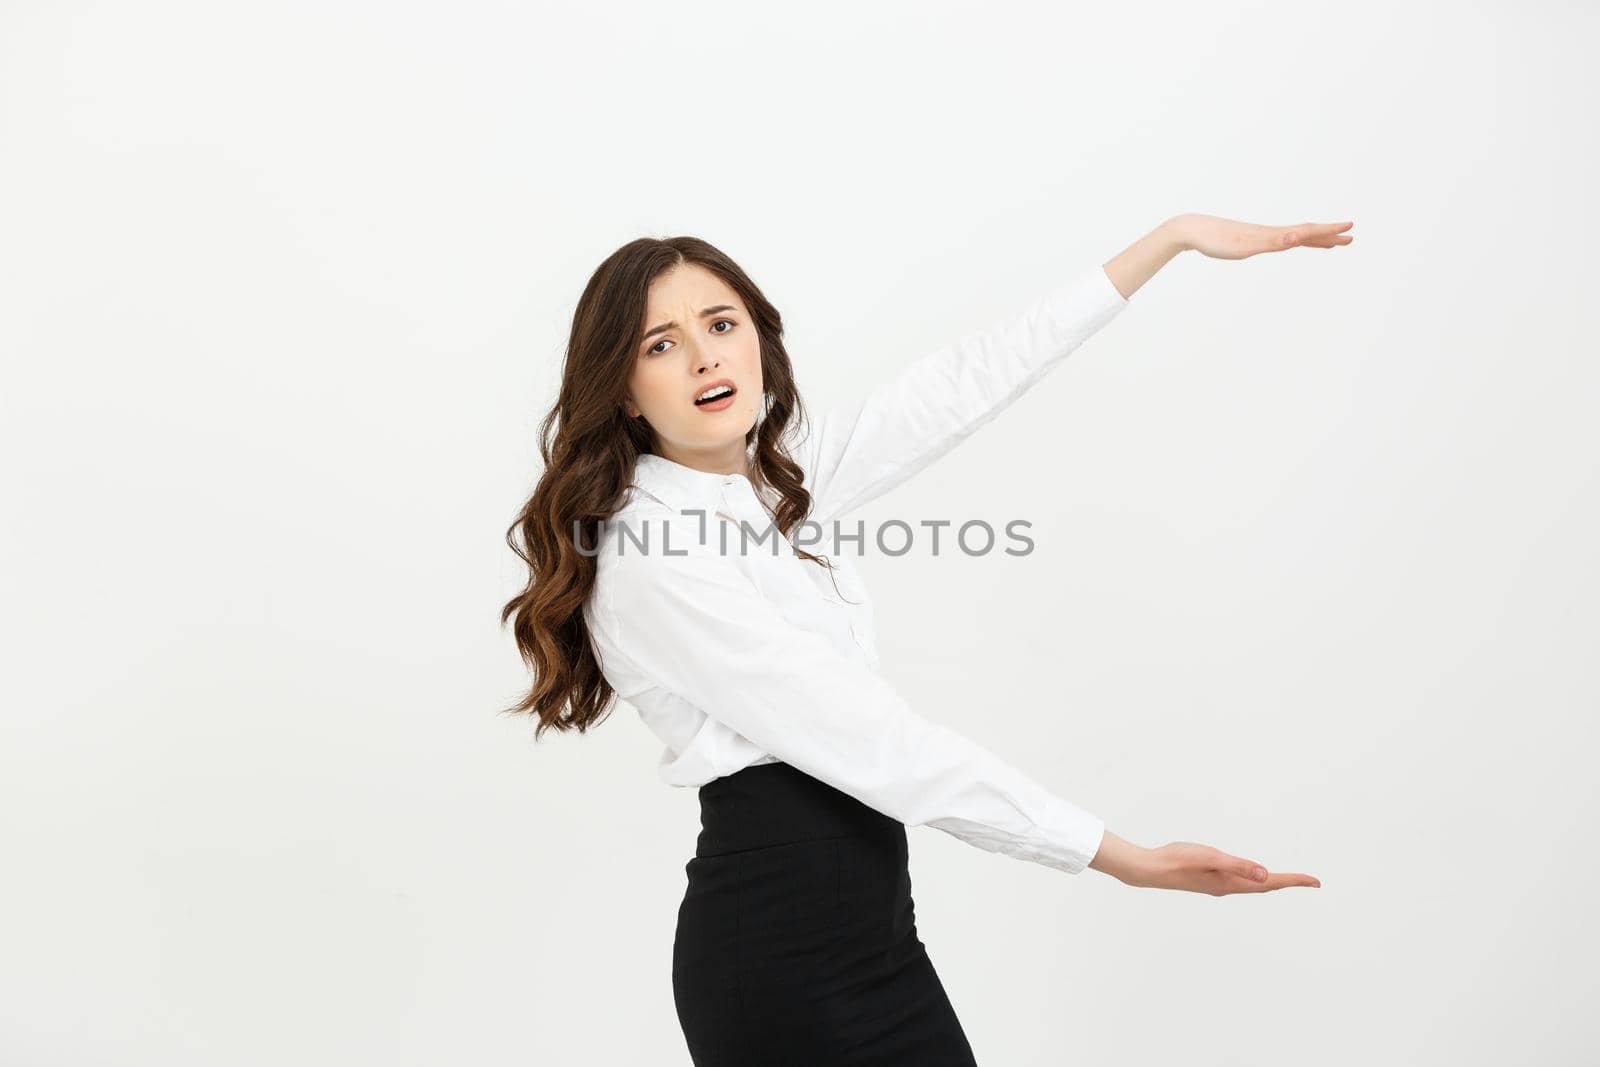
623 397 640 419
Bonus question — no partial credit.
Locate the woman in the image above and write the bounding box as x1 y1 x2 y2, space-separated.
502 213 1345 1065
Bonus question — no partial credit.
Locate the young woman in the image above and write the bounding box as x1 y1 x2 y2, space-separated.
503 214 1346 1065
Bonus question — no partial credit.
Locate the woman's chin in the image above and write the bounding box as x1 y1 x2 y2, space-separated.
679 415 756 446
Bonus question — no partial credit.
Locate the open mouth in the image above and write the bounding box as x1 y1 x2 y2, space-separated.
694 384 737 406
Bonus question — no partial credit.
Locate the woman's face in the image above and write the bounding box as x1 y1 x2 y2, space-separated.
625 263 763 468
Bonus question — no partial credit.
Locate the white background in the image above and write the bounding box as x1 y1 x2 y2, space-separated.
4 1 1595 1063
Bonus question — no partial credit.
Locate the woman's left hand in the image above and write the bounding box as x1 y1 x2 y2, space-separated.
1103 213 1354 300
1172 212 1354 260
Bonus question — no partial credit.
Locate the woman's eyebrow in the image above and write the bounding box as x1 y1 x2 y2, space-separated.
642 305 739 342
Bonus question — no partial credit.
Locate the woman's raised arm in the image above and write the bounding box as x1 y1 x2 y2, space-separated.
795 213 1352 527
795 261 1129 527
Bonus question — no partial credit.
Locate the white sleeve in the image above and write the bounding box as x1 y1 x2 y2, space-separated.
593 525 1106 875
799 263 1129 525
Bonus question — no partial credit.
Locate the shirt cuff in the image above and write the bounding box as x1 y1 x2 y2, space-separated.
1094 262 1129 306
1033 800 1107 876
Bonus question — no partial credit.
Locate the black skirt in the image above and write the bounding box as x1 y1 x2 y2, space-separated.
672 760 980 1066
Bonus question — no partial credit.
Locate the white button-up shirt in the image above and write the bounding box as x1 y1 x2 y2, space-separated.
582 264 1129 874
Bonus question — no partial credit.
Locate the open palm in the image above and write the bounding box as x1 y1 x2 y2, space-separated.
1177 213 1354 260
1137 841 1322 896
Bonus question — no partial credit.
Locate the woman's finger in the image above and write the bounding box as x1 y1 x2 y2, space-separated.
1271 225 1355 252
1279 871 1322 888
1247 871 1321 891
1301 221 1355 248
1213 852 1321 893
1216 870 1321 894
1229 857 1270 882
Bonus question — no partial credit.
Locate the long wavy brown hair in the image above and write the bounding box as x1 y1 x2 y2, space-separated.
499 236 837 739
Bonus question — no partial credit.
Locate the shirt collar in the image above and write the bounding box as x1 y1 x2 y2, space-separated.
630 445 758 517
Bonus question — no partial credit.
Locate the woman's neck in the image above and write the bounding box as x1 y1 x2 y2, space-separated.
653 439 752 479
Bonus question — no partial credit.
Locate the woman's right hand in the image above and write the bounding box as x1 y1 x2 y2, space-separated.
1090 830 1321 895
